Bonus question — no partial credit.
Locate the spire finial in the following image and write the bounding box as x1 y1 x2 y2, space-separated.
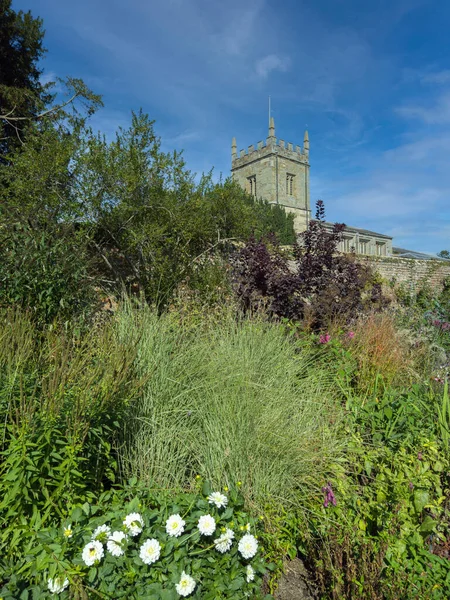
269 116 275 138
303 129 309 156
231 136 237 159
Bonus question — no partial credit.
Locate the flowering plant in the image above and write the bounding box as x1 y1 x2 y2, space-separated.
0 480 272 599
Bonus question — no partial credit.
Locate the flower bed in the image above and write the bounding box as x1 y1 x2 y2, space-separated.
1 480 273 599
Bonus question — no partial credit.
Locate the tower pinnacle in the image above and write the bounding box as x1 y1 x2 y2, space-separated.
303 130 309 157
269 116 275 138
231 137 237 159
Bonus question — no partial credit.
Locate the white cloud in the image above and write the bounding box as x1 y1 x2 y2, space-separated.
255 54 290 79
396 92 450 124
421 70 450 85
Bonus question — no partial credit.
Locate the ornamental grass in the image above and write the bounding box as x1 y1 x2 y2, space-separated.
117 301 344 510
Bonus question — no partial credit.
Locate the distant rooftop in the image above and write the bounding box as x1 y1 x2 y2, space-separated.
324 222 392 240
393 247 447 260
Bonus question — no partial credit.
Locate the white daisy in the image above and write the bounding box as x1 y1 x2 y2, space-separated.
139 538 161 565
81 540 104 566
123 512 144 536
107 530 127 557
207 491 228 509
238 534 258 559
197 514 216 536
48 577 69 594
214 528 235 553
63 524 73 538
246 564 255 582
92 524 111 543
165 514 185 537
175 571 196 597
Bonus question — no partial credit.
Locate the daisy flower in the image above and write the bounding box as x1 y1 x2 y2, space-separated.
175 571 196 597
238 534 258 559
246 564 255 582
123 512 144 536
214 528 234 553
82 540 104 566
92 524 111 543
139 538 161 565
165 513 186 537
207 491 228 509
107 530 127 557
197 514 216 536
48 577 69 594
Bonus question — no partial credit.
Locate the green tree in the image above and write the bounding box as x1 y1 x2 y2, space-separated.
438 250 450 259
0 0 52 155
0 80 103 323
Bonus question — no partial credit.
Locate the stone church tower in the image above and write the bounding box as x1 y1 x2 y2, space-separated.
231 117 311 232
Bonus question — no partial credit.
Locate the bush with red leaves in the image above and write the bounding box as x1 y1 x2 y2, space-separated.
233 200 377 329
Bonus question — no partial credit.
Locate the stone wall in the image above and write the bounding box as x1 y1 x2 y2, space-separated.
358 255 450 290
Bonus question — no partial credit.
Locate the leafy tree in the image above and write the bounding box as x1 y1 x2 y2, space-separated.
78 111 295 306
0 0 52 154
438 250 450 260
0 82 103 323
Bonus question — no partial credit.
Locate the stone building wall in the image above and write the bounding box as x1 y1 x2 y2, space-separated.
231 118 311 232
358 256 450 290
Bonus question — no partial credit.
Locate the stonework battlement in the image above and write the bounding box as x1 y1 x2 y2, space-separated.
230 117 311 232
232 137 308 169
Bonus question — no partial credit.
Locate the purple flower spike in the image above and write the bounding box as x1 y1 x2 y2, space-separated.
321 482 336 508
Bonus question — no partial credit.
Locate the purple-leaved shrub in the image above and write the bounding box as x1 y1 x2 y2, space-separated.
233 200 379 329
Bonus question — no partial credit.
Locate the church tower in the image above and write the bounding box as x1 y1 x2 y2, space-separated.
231 118 311 232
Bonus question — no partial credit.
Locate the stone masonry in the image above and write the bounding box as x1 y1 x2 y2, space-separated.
231 118 393 257
231 117 311 232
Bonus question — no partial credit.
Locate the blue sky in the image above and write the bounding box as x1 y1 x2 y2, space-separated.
13 0 450 253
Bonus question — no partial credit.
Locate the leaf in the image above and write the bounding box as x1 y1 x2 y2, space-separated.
229 576 245 591
420 516 437 533
413 490 429 513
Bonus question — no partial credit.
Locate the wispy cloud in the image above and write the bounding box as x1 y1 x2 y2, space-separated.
396 92 450 124
255 54 290 79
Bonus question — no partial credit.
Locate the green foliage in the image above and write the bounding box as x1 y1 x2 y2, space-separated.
0 0 52 154
292 360 450 599
0 309 141 569
0 220 94 323
116 301 343 509
83 112 294 306
1 481 271 599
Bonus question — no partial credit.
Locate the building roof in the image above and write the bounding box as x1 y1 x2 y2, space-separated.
324 222 392 240
392 247 447 260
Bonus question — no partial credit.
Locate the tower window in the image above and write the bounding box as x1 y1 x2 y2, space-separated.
247 175 257 197
286 173 295 195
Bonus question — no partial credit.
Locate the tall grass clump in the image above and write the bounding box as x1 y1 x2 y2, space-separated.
0 308 140 572
348 312 421 393
117 302 344 510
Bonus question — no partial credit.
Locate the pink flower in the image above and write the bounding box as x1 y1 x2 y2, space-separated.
319 334 331 344
347 331 355 339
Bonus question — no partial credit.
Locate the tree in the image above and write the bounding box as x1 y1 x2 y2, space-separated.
0 0 53 154
438 250 450 260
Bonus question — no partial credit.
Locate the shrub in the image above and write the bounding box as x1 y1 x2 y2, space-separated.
0 480 272 599
232 201 375 329
0 220 95 323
